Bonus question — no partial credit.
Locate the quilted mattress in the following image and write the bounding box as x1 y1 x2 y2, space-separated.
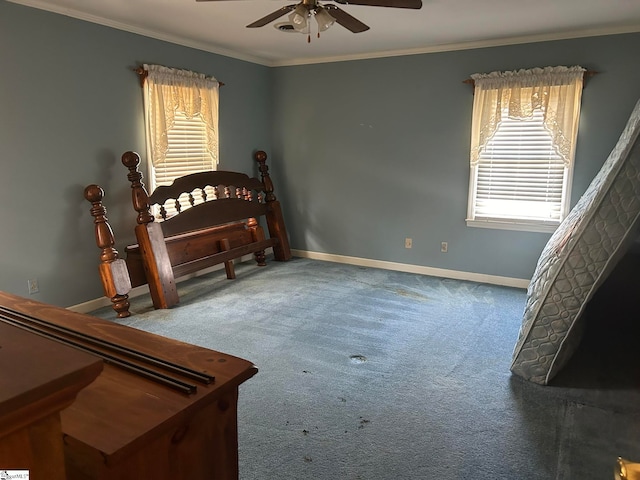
511 98 640 385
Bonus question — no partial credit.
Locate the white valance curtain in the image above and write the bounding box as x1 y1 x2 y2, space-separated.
469 65 585 167
143 64 219 167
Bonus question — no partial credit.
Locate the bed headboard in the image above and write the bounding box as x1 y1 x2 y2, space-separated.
146 170 270 238
120 150 291 252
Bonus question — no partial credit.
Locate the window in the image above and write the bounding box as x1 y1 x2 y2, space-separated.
141 64 219 214
466 66 585 233
153 110 216 185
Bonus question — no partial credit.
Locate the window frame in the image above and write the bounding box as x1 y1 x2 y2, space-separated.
465 66 584 233
466 108 575 234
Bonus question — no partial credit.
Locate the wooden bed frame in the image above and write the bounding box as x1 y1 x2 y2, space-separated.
85 150 291 318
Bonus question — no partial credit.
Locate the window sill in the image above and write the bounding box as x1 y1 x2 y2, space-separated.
466 218 559 233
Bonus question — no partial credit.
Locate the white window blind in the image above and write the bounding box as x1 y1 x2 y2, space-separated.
154 111 216 188
472 108 568 226
151 111 216 218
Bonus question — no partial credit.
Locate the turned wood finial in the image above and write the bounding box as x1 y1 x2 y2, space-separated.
84 184 119 264
255 150 276 202
84 184 131 318
121 151 154 225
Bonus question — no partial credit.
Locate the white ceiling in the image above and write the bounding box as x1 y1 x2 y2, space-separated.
10 0 640 66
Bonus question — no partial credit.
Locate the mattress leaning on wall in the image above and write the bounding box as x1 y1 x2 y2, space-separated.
511 97 640 385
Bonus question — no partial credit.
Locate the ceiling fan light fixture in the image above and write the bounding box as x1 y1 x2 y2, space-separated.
288 4 309 31
315 7 335 32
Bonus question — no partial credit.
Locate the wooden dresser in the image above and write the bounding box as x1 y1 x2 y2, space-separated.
0 291 257 480
0 322 103 479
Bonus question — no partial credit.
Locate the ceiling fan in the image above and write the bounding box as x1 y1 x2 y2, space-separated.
196 0 422 40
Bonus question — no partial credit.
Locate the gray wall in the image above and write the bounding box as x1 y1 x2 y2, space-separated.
2 0 640 307
271 34 640 279
0 1 272 306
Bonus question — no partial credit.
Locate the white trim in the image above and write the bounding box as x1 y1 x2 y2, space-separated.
273 25 640 66
69 248 530 313
68 283 151 314
7 0 640 67
466 219 558 233
291 249 531 289
7 0 269 66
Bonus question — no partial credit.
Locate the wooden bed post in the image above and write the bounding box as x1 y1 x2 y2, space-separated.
84 185 132 318
255 151 292 261
121 152 179 310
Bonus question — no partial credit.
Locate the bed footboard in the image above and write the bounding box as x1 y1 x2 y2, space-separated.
85 150 291 317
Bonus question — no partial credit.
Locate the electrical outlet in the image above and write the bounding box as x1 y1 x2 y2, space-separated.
441 242 448 253
28 278 39 295
405 237 412 249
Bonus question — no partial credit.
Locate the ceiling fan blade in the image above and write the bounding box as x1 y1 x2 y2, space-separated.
246 5 297 28
333 0 422 9
324 4 369 33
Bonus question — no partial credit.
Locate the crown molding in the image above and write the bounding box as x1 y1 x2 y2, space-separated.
271 24 640 66
8 0 640 67
7 0 272 66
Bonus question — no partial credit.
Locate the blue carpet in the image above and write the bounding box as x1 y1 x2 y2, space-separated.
92 257 640 480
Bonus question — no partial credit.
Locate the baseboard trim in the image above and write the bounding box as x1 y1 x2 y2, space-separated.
292 249 531 289
70 249 529 313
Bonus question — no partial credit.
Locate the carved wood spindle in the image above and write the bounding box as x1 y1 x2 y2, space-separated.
84 184 131 318
121 151 154 225
224 186 231 198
